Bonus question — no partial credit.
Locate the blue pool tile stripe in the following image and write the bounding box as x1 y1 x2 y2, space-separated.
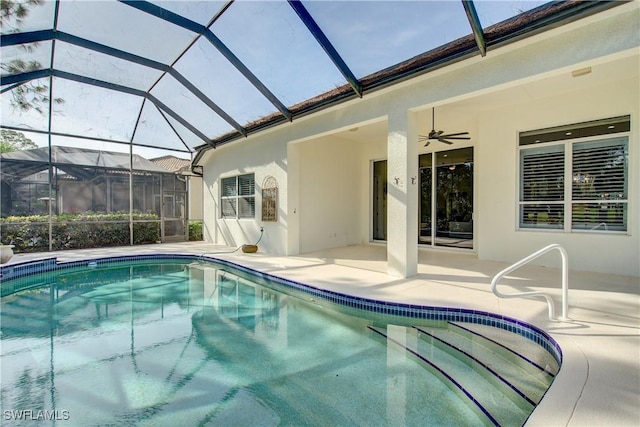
0 257 57 281
368 325 500 427
413 326 537 406
0 253 562 368
448 321 556 378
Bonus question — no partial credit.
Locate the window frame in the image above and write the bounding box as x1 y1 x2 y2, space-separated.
517 117 630 234
220 173 255 219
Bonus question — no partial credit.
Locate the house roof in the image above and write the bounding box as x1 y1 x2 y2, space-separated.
0 145 169 182
1 1 627 163
150 155 192 174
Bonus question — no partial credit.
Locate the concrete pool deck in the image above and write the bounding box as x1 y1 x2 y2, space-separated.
4 242 639 426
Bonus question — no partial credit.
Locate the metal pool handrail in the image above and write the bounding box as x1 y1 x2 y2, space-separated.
491 244 569 321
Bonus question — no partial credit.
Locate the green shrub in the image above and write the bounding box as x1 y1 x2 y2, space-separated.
189 221 203 241
0 212 161 253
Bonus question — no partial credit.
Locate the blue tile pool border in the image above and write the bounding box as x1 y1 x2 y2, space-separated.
0 253 563 367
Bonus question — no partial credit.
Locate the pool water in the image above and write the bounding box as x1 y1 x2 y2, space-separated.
0 259 559 426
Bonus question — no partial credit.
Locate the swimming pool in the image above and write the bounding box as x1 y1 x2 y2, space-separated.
0 255 560 426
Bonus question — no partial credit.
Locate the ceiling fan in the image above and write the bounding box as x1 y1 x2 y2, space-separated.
418 107 470 146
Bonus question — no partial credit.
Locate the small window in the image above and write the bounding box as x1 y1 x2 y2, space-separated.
220 174 255 219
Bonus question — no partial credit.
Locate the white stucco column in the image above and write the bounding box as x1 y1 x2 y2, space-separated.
387 109 419 277
286 142 301 256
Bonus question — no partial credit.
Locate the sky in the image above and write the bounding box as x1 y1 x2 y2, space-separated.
1 0 548 160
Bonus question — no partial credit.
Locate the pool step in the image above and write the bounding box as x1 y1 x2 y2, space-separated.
368 324 555 427
449 321 559 378
416 323 557 405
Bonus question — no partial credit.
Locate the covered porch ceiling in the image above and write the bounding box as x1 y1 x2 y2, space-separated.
1 1 626 159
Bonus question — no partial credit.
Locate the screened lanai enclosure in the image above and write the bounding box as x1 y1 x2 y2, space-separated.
0 145 190 250
1 0 623 252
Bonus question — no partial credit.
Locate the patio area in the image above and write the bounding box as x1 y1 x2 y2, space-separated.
4 241 639 426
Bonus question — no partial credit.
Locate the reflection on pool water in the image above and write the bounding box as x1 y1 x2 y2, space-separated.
0 258 560 426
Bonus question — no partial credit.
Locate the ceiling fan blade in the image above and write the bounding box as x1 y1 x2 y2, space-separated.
418 135 430 142
440 132 469 138
438 139 454 145
440 136 471 140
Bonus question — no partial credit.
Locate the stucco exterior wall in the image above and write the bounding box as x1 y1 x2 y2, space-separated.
202 135 289 254
188 176 203 222
476 77 639 276
296 136 363 253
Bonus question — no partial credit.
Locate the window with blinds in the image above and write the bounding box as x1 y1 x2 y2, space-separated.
518 116 629 233
572 138 627 231
520 145 564 229
220 174 255 219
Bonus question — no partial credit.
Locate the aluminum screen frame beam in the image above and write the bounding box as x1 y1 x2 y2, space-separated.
1 69 51 87
154 103 191 152
462 0 486 57
1 68 215 147
3 69 213 148
2 29 246 138
288 0 363 98
118 0 293 122
0 28 52 46
56 31 247 138
0 82 26 94
0 124 193 153
53 71 215 147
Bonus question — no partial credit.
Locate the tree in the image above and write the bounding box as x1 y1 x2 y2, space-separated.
1 0 43 28
0 129 37 153
1 0 64 114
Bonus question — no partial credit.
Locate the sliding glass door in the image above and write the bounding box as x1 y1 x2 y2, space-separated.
419 147 474 249
372 148 472 249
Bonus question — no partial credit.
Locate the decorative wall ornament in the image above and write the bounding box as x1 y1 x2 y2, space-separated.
261 176 278 222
